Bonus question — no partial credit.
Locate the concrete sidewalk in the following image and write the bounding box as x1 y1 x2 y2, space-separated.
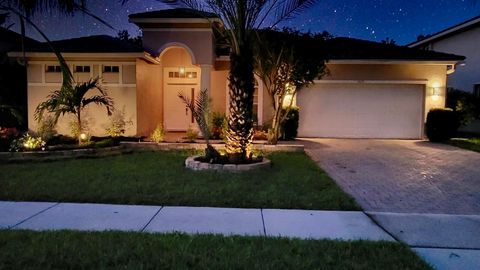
0 201 392 241
2 201 480 269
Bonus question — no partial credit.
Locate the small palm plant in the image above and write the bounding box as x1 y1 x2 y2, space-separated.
179 88 221 161
35 76 114 145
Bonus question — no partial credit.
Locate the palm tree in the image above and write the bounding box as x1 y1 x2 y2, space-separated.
35 77 114 144
162 0 318 162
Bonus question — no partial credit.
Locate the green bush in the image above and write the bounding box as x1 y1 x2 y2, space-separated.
9 133 46 152
105 107 133 137
185 127 199 142
150 124 165 143
211 112 227 140
281 107 299 140
94 138 116 148
36 115 57 141
426 108 460 142
446 88 479 126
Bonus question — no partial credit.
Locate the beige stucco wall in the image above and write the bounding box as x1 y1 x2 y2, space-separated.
210 70 228 113
27 59 138 137
136 58 163 137
424 27 480 93
143 31 214 65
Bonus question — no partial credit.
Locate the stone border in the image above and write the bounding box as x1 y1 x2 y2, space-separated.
121 142 304 152
0 146 131 163
185 156 271 172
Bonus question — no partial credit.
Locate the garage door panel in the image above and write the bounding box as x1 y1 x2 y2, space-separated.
298 84 424 139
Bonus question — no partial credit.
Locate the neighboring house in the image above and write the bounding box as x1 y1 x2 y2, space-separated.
0 27 40 54
409 16 480 96
7 8 465 139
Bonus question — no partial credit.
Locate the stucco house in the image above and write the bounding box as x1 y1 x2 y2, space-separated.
409 16 480 96
7 8 465 139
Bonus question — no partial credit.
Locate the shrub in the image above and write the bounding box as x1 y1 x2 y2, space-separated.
9 133 46 152
36 115 57 141
281 107 299 140
94 138 116 148
426 108 460 142
150 124 165 143
185 127 199 142
105 107 132 137
0 127 19 152
446 88 479 126
211 112 227 139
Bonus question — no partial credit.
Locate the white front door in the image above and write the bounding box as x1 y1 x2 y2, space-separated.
164 68 200 131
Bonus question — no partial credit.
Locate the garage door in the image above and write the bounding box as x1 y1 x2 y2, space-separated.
297 83 424 139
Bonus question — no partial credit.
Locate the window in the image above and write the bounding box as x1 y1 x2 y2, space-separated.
168 71 197 79
74 65 90 73
45 65 61 73
474 84 480 98
103 65 120 73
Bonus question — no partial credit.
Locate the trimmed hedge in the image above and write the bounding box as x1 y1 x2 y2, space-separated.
426 108 460 142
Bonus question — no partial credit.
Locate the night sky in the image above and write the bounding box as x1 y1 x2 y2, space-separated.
7 0 480 45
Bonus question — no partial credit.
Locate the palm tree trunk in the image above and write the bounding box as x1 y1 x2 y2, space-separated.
225 47 255 163
77 111 82 145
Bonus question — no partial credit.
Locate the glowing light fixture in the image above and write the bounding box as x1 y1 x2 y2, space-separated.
431 85 441 101
80 133 87 141
179 67 185 75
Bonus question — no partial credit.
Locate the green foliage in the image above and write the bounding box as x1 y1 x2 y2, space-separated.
281 107 300 140
185 127 199 143
0 127 19 151
253 28 327 144
178 88 211 143
426 108 460 142
36 115 57 141
210 112 227 140
150 124 165 143
9 133 46 152
105 107 132 137
35 76 113 144
446 88 479 126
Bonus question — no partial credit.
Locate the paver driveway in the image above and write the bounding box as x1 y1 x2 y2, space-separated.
302 139 480 214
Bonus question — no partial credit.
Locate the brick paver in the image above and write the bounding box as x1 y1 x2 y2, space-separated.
302 139 480 214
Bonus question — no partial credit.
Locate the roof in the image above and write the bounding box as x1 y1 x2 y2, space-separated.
0 27 41 53
129 8 218 20
408 15 480 48
21 35 143 53
325 37 465 62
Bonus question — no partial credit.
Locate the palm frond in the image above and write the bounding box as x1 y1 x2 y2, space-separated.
178 88 211 142
268 0 318 28
1 0 86 17
0 104 23 124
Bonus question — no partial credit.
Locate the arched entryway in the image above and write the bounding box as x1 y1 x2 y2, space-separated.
160 46 201 131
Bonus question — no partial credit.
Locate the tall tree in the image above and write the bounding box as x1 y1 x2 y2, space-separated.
162 0 318 162
253 29 328 144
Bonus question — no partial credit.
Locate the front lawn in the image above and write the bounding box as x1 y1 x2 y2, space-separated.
446 138 480 153
0 151 359 210
0 230 431 270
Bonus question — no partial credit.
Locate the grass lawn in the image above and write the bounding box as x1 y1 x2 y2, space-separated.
0 151 359 210
0 230 431 270
447 138 480 153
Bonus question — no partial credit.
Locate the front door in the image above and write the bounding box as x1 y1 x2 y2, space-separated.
163 68 200 131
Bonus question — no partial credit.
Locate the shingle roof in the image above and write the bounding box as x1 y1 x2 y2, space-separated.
22 35 143 53
408 15 480 48
129 8 218 19
0 27 41 53
325 37 465 61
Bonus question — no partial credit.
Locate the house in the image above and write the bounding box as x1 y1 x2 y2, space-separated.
409 16 480 96
7 8 465 139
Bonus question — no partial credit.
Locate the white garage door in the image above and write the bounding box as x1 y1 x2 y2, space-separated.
297 83 424 139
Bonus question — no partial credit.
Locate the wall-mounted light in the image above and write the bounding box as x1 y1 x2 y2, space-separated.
179 67 185 75
431 86 441 101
